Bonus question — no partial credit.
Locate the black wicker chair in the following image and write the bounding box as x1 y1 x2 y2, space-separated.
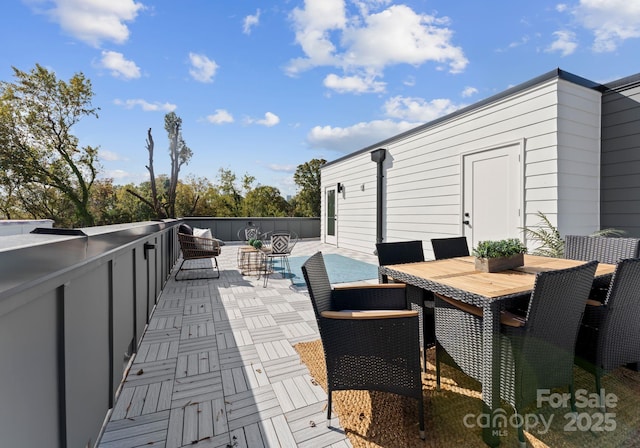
564 235 640 302
302 252 425 440
376 240 435 371
435 261 598 447
575 257 640 403
564 235 640 264
430 236 470 260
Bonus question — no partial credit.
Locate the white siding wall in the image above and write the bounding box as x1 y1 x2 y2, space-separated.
321 76 602 256
322 152 378 254
556 80 602 235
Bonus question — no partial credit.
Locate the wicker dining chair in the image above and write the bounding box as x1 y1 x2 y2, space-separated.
430 236 470 260
302 252 425 440
375 240 435 371
564 235 640 303
575 257 640 402
564 235 640 264
435 261 598 447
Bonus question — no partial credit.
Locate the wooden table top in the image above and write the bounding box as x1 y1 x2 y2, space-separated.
383 255 616 300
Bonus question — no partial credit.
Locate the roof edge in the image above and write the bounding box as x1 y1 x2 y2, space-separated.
322 68 603 168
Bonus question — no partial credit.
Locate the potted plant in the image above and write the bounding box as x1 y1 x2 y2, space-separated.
472 238 527 273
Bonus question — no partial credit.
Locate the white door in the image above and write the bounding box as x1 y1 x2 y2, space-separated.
325 186 337 245
463 144 522 250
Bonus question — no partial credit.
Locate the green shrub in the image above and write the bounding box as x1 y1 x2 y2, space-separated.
472 238 527 259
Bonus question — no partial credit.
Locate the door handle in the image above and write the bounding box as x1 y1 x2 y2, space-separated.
463 220 470 225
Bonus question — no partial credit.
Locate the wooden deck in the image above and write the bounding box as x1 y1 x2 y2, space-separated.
98 240 379 448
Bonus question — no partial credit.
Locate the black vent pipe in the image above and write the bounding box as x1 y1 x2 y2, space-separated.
370 148 386 245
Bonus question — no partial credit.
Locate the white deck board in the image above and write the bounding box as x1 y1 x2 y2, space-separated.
98 240 371 448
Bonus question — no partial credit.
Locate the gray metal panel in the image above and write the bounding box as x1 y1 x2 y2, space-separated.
182 217 320 241
64 267 110 448
601 77 640 237
0 290 59 447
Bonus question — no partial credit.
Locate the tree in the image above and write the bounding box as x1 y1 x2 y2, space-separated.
128 112 192 218
216 168 255 216
244 185 291 217
0 64 100 226
165 112 192 217
293 158 325 217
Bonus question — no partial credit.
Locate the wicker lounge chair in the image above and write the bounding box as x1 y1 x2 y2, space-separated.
302 252 425 440
575 257 640 402
375 240 435 371
176 224 221 280
435 261 598 447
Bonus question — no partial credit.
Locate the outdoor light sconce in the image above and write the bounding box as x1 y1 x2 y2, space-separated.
337 182 344 193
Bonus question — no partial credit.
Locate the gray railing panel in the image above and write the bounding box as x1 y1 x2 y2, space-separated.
64 265 111 448
0 289 60 447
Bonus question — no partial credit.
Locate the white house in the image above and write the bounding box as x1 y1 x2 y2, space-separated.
320 68 640 257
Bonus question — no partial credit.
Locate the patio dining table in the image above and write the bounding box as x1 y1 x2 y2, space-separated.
379 254 616 447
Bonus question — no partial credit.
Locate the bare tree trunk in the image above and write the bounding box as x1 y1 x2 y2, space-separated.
167 121 182 218
145 128 166 219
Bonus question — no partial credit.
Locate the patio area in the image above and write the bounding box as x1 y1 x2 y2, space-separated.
97 239 378 448
97 239 640 448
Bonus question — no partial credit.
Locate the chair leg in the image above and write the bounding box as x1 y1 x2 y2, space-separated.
516 410 526 448
422 308 428 372
569 383 577 413
284 256 293 284
263 257 271 288
175 258 187 281
595 369 605 411
327 390 332 428
435 342 442 391
418 394 425 440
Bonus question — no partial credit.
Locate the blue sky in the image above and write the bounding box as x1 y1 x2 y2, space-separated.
2 1 640 197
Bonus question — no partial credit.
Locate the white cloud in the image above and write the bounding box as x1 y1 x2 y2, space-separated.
323 73 386 93
113 98 177 112
99 50 141 79
247 112 280 127
100 169 149 185
33 0 144 47
268 164 297 172
572 0 640 52
546 30 578 56
99 149 126 161
287 1 467 80
461 86 478 98
207 109 234 124
307 119 417 153
383 96 463 122
188 52 218 83
243 9 260 34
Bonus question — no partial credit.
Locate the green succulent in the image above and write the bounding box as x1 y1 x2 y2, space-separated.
248 238 256 246
252 240 263 249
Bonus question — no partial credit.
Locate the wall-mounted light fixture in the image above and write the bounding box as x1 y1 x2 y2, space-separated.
337 182 344 193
